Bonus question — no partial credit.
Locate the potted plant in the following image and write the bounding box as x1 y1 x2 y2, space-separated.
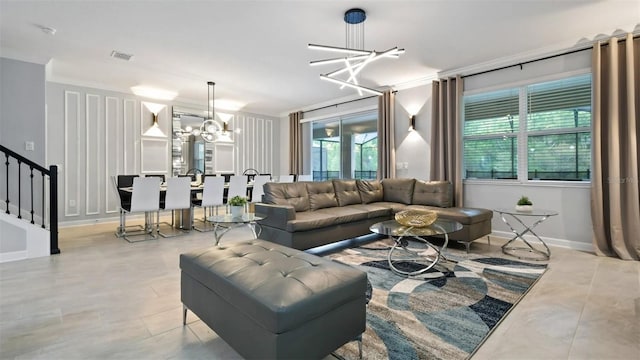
515 195 533 212
228 195 248 217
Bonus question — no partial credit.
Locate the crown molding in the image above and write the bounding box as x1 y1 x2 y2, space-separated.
439 26 640 79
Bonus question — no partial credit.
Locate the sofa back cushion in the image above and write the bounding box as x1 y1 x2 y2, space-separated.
412 180 452 207
333 179 361 206
263 182 310 212
381 178 415 205
356 180 383 204
306 181 338 210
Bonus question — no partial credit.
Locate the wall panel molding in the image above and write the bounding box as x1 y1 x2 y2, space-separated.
123 99 136 174
105 96 120 214
140 138 169 173
64 91 81 217
85 94 100 215
214 143 235 173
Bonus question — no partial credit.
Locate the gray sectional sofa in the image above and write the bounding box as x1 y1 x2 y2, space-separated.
255 178 492 252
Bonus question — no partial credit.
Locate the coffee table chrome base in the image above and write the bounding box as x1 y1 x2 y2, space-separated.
387 224 449 277
213 222 262 245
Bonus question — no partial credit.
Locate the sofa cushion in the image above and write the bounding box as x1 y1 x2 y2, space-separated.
373 201 410 214
348 204 393 219
356 180 383 204
333 179 362 206
306 181 338 210
406 205 493 225
381 178 415 204
412 180 452 207
314 206 368 224
263 182 310 212
286 211 337 232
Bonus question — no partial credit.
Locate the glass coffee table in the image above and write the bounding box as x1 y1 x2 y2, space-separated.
369 218 463 276
208 213 265 245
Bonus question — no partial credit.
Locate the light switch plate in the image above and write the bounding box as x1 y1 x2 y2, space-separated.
25 141 35 151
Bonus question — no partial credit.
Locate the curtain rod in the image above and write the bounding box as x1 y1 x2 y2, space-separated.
302 90 398 114
462 33 639 79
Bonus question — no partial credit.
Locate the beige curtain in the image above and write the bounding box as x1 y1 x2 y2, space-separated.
378 90 396 179
430 76 463 206
591 33 640 260
288 111 303 175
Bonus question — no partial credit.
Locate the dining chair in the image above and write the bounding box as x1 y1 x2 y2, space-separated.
157 176 192 237
146 174 166 182
227 175 249 211
115 174 140 237
296 174 313 182
193 176 225 232
251 175 271 203
278 175 295 183
220 173 235 183
121 176 161 242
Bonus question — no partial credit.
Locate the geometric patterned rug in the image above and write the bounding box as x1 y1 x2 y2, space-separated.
327 239 548 360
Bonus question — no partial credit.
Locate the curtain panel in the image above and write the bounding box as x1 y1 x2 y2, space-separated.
430 76 463 207
288 111 303 175
591 33 640 260
378 90 396 179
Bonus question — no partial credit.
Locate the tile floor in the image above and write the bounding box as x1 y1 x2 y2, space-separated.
1 217 638 359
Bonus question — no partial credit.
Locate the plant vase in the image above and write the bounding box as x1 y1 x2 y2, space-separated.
515 205 533 212
230 205 244 218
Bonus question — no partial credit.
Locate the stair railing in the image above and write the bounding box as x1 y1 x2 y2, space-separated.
0 144 59 254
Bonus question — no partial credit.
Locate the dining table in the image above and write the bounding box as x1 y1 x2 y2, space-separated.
119 180 254 230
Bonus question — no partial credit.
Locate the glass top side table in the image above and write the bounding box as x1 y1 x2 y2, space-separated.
494 208 558 261
369 218 463 276
208 213 265 245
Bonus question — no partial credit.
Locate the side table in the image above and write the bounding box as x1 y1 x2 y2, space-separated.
494 208 558 261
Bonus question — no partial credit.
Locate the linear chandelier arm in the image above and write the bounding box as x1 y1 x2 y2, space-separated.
343 59 363 96
308 43 371 55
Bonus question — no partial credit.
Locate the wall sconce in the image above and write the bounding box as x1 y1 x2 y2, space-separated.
408 115 416 132
142 102 167 137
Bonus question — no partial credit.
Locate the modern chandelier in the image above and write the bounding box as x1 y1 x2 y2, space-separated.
309 8 405 96
188 81 232 143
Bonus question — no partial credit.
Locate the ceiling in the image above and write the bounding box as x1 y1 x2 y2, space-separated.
1 1 638 117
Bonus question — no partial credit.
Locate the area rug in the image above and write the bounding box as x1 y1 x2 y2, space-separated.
327 239 548 360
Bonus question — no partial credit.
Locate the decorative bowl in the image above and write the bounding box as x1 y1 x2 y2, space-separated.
395 209 438 227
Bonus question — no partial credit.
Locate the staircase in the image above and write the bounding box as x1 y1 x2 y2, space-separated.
0 144 59 263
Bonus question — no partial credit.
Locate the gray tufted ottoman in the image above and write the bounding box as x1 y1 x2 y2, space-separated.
180 239 367 359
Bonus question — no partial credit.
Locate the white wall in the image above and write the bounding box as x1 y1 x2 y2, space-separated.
0 58 47 217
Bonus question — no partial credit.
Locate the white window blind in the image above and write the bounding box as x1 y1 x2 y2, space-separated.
463 73 592 181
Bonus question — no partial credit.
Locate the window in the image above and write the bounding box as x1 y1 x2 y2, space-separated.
463 74 592 181
311 111 378 180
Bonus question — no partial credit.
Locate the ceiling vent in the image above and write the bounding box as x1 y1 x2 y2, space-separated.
110 50 133 61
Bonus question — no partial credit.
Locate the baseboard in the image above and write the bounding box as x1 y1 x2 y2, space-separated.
490 230 594 253
0 250 28 263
